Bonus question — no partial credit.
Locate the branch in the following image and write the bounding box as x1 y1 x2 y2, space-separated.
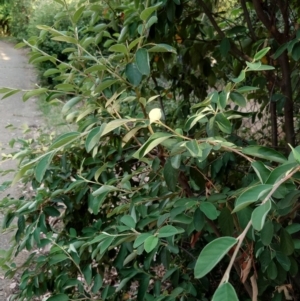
240 0 256 41
252 0 283 43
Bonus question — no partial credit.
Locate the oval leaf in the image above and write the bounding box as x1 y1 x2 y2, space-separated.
194 237 237 278
144 235 159 253
212 282 239 301
136 48 150 75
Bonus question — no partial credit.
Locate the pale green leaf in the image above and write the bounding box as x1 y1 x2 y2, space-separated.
242 146 287 163
52 36 78 44
144 235 159 253
157 225 180 238
140 3 162 21
109 44 128 54
101 119 136 137
251 200 271 231
133 132 173 158
233 184 273 213
254 47 271 61
50 132 80 150
23 88 47 101
85 125 105 153
251 161 270 184
148 43 176 53
120 215 136 228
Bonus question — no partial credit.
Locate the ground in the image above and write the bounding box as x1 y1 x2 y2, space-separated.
0 41 42 299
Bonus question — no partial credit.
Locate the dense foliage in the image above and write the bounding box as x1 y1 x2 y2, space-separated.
1 0 300 301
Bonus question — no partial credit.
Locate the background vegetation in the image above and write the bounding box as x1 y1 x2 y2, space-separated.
1 0 300 301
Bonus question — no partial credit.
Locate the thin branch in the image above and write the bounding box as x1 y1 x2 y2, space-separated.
240 0 256 41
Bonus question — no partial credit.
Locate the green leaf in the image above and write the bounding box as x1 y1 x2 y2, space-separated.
292 42 300 61
49 253 69 265
200 202 218 220
140 3 162 21
144 235 159 253
215 113 232 134
220 38 231 57
230 91 246 107
134 132 173 158
35 153 54 183
157 225 180 238
84 65 107 73
231 70 246 83
133 233 152 248
95 79 118 93
233 184 272 213
163 159 179 192
218 207 234 236
125 63 143 86
72 5 85 23
254 47 271 61
148 43 176 53
137 275 150 300
85 125 105 153
46 294 69 301
83 264 92 285
273 43 288 59
242 146 287 163
50 132 80 150
101 119 136 137
280 228 294 256
260 220 274 246
185 140 201 157
194 208 205 231
286 223 300 234
171 154 181 169
109 44 128 54
267 261 277 280
62 96 83 114
212 282 239 301
136 48 150 75
236 86 260 93
23 88 47 102
120 215 136 228
55 83 76 92
92 274 103 293
289 144 300 163
265 162 296 185
194 237 237 278
251 161 270 183
276 251 291 271
52 35 78 44
92 185 117 197
251 200 271 231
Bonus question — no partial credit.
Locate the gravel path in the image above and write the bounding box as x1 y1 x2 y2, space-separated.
0 41 42 300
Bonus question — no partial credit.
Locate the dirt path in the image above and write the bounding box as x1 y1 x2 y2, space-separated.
0 41 42 299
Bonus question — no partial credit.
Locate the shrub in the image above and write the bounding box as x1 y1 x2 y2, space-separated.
2 1 300 301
